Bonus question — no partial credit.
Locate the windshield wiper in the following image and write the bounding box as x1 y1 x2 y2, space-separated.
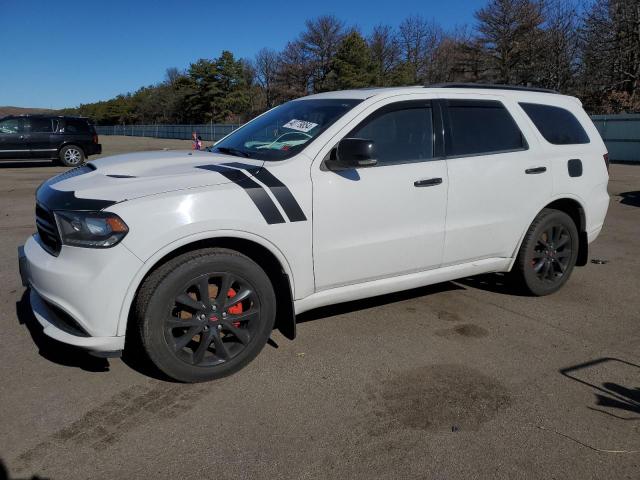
215 146 250 158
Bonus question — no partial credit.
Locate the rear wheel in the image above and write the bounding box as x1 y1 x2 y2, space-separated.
134 248 276 382
59 145 85 167
512 208 579 296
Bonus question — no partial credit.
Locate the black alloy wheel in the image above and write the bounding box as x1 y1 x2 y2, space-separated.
530 224 573 283
166 272 260 367
135 248 276 382
513 208 579 296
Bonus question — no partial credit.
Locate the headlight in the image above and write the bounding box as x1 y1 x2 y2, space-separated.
54 211 129 248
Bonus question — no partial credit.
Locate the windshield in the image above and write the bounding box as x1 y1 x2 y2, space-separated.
212 98 361 161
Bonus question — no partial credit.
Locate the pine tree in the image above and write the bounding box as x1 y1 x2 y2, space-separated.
329 31 374 89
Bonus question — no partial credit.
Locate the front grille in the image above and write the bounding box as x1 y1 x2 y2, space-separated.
35 203 61 256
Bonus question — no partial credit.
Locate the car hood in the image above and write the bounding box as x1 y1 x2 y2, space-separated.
36 150 265 210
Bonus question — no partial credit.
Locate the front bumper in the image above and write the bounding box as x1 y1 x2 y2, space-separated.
30 289 125 351
20 234 143 352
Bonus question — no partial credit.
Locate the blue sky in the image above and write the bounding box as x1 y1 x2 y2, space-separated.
0 0 485 109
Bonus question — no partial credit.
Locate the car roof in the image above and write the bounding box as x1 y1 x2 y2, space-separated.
301 85 578 103
0 114 90 120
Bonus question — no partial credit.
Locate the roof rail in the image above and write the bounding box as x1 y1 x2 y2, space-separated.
427 83 559 94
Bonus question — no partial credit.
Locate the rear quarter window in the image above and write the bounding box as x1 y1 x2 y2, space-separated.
63 119 91 134
519 103 590 145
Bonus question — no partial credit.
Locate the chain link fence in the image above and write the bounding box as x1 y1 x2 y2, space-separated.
96 115 640 162
95 124 241 142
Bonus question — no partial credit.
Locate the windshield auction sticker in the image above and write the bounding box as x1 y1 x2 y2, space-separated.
282 119 319 133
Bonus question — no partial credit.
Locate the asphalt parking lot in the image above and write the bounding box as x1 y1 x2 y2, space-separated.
0 137 638 479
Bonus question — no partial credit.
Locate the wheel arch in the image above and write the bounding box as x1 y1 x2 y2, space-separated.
57 141 85 154
118 232 296 341
510 196 589 270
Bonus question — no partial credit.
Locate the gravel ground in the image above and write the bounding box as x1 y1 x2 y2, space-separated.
0 137 638 479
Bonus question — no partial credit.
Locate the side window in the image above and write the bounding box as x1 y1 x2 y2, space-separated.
445 100 526 157
63 119 90 134
347 102 434 165
0 118 21 134
519 103 590 145
28 118 54 133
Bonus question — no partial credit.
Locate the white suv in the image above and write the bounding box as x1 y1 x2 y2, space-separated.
19 85 610 382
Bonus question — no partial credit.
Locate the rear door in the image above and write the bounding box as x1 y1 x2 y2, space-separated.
61 118 92 150
24 117 58 158
440 95 551 264
0 117 27 158
312 97 448 290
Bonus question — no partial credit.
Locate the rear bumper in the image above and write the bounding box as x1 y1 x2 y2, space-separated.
586 184 610 244
86 143 102 156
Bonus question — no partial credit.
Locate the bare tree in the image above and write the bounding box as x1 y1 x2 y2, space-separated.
368 24 402 86
428 27 479 83
474 0 544 84
579 0 640 112
277 40 314 100
398 15 443 84
164 67 182 86
536 0 580 91
254 48 280 108
299 15 346 92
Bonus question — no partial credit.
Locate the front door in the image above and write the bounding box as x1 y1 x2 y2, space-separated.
0 118 27 158
24 117 58 158
312 99 448 291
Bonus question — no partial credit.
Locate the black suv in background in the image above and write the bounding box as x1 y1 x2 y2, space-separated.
0 115 101 166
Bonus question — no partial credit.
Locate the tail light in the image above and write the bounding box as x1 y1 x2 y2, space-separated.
603 153 609 172
93 134 99 144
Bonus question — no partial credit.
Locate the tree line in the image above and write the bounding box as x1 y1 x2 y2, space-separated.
63 0 640 124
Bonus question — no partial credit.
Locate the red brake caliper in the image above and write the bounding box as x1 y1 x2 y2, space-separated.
227 288 243 327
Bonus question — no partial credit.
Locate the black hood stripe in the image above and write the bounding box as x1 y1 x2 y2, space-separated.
36 165 116 211
37 184 116 212
197 164 285 224
221 162 307 222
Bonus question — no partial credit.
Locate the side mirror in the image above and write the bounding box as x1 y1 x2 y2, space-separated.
326 138 377 170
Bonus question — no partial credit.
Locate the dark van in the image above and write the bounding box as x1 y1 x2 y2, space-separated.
0 115 101 166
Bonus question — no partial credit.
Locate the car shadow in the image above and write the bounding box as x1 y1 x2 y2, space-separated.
15 290 110 373
0 160 56 168
0 458 48 480
619 191 640 207
560 357 640 420
454 272 529 296
296 281 464 324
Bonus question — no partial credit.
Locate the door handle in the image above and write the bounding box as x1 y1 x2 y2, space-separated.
414 177 443 187
525 166 546 174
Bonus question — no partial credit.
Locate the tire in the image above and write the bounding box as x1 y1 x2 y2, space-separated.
134 248 276 382
512 208 579 296
59 145 85 167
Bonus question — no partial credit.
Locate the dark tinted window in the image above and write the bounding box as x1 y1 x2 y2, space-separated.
347 103 433 165
520 103 590 145
445 100 526 156
63 119 91 134
28 118 54 133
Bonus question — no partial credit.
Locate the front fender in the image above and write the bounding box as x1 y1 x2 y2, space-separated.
115 229 296 336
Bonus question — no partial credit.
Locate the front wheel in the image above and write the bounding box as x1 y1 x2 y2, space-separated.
512 208 579 296
59 145 85 167
134 248 276 382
